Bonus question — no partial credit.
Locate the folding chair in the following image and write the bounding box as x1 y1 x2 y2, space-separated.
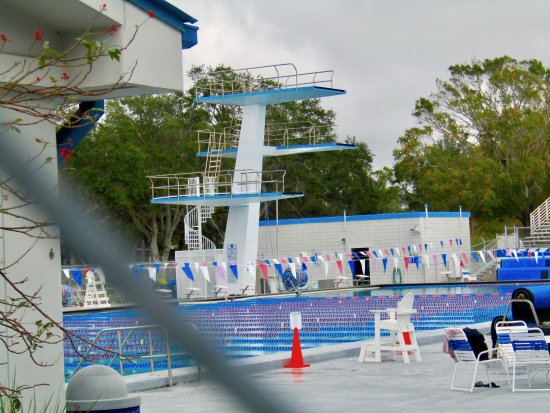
445 328 509 392
509 327 550 392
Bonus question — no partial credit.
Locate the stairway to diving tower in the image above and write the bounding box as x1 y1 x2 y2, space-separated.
148 63 353 295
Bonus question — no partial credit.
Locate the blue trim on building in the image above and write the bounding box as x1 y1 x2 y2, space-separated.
259 211 471 227
126 0 198 49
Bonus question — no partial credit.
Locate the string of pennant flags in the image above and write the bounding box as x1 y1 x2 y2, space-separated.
126 237 549 284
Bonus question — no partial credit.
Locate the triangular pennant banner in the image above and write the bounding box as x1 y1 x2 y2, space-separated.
259 263 269 281
318 256 329 278
229 263 239 280
199 265 210 283
382 258 388 273
182 264 194 282
442 253 447 268
347 260 355 276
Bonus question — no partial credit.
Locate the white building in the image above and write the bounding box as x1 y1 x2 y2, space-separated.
257 211 471 290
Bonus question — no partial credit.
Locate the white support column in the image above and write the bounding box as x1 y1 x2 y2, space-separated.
224 104 266 294
0 108 65 409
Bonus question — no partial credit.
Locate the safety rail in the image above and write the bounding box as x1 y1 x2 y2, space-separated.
195 63 336 98
265 122 336 147
197 123 336 153
530 197 550 234
71 324 191 386
197 129 239 154
148 169 288 201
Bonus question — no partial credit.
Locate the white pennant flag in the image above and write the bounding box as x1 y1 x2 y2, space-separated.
199 265 210 283
289 262 297 278
360 259 366 274
295 256 301 266
452 253 459 268
393 257 399 270
318 255 329 278
535 251 539 264
413 245 418 253
378 249 384 258
512 249 518 261
478 250 486 263
423 255 430 270
395 248 401 257
194 262 200 274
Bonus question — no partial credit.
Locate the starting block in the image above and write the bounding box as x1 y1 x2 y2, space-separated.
213 285 228 298
185 287 201 299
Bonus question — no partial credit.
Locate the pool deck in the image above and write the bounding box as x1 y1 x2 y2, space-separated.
133 323 550 413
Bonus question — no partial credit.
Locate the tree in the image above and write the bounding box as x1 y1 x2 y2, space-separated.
70 65 401 260
67 93 204 262
394 56 550 228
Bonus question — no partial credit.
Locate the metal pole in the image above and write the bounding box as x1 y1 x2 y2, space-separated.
343 209 347 246
148 329 154 373
165 329 173 387
424 204 429 228
117 330 124 376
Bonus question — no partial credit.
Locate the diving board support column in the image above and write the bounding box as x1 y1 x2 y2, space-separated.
224 104 266 295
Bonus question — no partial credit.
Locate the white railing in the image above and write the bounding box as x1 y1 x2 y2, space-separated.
195 63 336 98
183 206 216 251
71 324 191 385
148 169 288 202
265 122 336 147
530 197 550 234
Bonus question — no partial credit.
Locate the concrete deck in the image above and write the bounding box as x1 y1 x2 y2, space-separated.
133 325 550 412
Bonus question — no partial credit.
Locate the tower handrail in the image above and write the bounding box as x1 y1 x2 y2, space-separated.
530 197 550 233
148 169 288 201
195 63 336 98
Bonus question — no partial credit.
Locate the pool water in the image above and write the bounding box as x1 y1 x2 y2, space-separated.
63 282 546 379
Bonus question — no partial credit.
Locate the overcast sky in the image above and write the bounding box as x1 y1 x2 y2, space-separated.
171 0 550 169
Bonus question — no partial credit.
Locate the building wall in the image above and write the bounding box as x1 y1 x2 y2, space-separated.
257 212 471 289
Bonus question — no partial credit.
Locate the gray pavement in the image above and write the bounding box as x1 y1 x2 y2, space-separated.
134 338 550 413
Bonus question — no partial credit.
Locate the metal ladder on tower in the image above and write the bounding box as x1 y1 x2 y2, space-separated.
184 129 238 250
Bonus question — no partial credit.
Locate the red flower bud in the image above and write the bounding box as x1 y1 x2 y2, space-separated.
101 3 107 11
61 72 70 81
147 10 155 18
0 33 10 42
104 25 119 36
33 28 44 43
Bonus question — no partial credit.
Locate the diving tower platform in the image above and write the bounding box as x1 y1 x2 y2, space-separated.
149 64 349 296
196 86 345 106
197 142 356 158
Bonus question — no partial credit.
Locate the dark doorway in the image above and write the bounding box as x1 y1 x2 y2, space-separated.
352 247 370 286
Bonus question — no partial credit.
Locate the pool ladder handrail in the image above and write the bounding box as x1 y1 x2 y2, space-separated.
71 324 194 385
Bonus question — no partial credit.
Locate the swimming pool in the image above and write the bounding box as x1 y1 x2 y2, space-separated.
62 282 546 379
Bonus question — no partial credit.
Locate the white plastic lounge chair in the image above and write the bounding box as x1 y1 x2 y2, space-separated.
509 327 550 392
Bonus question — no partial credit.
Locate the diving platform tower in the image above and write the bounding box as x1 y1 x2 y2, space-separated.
149 64 353 295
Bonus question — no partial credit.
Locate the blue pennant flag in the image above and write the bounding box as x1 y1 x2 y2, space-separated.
382 258 388 273
440 241 444 248
70 269 83 286
442 253 447 268
230 264 239 280
154 263 161 273
424 243 428 251
347 260 355 276
407 245 411 255
372 250 378 258
182 263 194 281
274 263 283 277
302 262 308 272
471 252 479 263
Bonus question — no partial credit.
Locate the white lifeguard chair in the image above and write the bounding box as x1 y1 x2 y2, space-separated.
84 271 111 307
358 293 421 363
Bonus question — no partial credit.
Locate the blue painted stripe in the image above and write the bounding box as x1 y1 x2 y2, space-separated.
274 143 356 150
259 211 471 226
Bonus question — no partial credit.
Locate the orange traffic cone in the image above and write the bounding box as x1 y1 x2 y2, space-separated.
284 327 310 368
